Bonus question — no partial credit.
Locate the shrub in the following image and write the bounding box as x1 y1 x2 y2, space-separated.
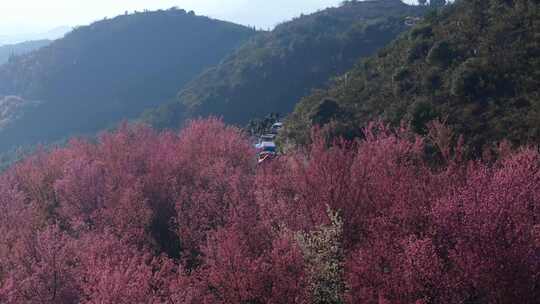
426 40 454 67
310 98 343 126
409 100 439 134
392 66 410 82
422 67 442 90
450 58 486 98
407 40 431 63
409 24 433 40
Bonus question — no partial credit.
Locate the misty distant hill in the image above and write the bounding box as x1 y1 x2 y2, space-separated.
0 26 71 45
0 8 256 151
0 40 51 64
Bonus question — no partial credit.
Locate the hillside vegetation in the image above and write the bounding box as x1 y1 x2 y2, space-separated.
0 8 256 151
143 0 426 129
284 0 540 152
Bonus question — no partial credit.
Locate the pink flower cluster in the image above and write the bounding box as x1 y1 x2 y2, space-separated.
0 118 538 303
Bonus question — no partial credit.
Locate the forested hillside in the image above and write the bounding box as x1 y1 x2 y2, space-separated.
0 40 51 64
143 0 426 129
0 8 256 151
284 0 540 152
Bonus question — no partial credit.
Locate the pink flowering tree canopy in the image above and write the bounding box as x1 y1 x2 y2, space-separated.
0 118 538 303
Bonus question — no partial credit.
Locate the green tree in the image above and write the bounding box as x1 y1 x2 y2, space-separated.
297 208 346 304
311 98 342 126
426 41 454 67
430 0 447 8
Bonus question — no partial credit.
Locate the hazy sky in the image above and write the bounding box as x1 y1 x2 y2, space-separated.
0 0 355 35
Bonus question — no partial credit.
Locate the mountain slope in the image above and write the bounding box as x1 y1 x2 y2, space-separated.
143 0 426 129
284 0 540 150
0 40 51 64
0 8 255 151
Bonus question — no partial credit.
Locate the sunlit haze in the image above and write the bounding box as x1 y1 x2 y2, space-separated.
0 0 356 36
0 0 422 37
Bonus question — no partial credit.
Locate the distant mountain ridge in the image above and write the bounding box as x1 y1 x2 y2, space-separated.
0 40 51 64
0 26 71 45
0 8 256 151
143 0 426 129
